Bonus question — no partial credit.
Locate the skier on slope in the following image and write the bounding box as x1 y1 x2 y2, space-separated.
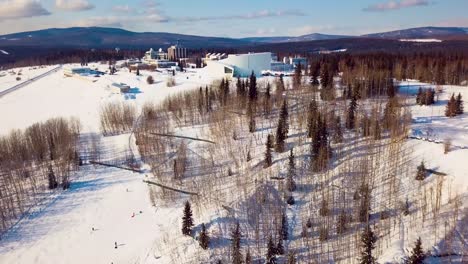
115 242 118 249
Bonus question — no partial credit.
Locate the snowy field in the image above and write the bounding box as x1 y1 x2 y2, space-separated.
0 65 57 93
0 63 467 263
0 63 218 264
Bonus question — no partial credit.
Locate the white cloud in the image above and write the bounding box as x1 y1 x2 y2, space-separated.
112 5 134 13
176 10 306 22
363 0 432 12
55 0 94 12
142 0 160 8
0 0 50 20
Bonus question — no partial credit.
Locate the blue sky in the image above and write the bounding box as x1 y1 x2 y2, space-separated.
0 0 467 37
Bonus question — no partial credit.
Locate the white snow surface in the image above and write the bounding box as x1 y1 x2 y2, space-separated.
376 80 468 263
0 63 218 264
399 39 443 43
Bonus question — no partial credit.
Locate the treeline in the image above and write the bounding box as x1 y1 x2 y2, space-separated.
0 48 144 69
0 117 81 234
308 51 468 99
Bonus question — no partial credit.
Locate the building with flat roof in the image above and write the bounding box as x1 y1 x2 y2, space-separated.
144 48 168 62
168 44 187 61
204 52 271 78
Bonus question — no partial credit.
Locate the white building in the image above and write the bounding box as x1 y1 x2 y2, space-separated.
144 48 168 61
204 52 271 78
283 56 308 67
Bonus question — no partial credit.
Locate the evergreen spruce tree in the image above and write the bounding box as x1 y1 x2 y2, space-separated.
266 82 271 99
310 61 320 85
275 100 289 152
219 78 226 105
293 63 302 88
231 222 243 264
48 165 58 189
264 134 273 168
346 96 358 129
276 238 284 255
445 94 457 117
286 148 297 192
416 161 426 181
307 99 318 138
264 82 272 116
311 113 323 158
407 237 425 264
320 63 330 89
425 89 435 105
456 93 464 115
182 201 194 236
281 211 289 240
199 223 209 250
333 116 344 143
320 63 335 100
245 249 252 264
266 236 277 264
358 225 377 264
248 71 258 102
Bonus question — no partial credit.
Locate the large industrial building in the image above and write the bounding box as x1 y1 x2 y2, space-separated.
204 52 271 78
168 44 187 61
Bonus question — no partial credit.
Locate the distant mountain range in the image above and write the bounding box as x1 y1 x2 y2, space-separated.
0 27 247 49
363 26 468 39
1 26 467 50
241 33 351 43
1 26 468 65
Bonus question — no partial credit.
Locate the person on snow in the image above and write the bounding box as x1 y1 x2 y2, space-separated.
115 242 118 249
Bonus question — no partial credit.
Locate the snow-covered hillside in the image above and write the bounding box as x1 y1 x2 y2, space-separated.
0 63 218 264
0 62 467 264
